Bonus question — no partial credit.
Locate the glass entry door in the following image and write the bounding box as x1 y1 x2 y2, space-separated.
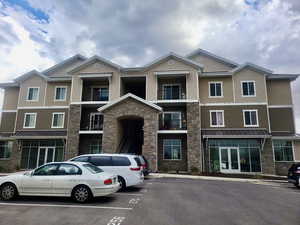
219 147 240 173
37 147 56 167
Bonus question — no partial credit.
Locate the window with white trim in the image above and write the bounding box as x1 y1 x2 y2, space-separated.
55 86 67 101
243 110 258 127
162 112 182 129
24 113 37 128
52 113 65 128
163 139 182 160
241 81 255 96
210 110 224 127
91 86 109 101
162 84 181 100
273 140 294 161
27 87 39 101
209 82 223 97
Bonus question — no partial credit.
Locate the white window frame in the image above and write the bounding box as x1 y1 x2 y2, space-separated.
91 85 109 101
209 110 225 127
163 139 182 160
23 113 37 128
243 109 259 127
208 81 223 98
54 86 67 101
162 111 182 129
89 112 103 130
26 87 40 101
162 83 182 100
241 81 256 97
272 140 295 162
51 112 65 128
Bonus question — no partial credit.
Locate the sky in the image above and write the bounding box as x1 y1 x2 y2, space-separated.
0 0 299 132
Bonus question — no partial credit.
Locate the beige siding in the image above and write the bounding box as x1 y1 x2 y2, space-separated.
18 75 47 107
71 62 120 102
46 60 84 77
2 87 19 110
45 82 71 106
267 80 293 105
294 141 300 161
0 112 16 132
146 58 199 100
199 77 234 103
201 105 269 129
16 109 68 130
189 55 233 72
233 69 267 103
269 108 295 132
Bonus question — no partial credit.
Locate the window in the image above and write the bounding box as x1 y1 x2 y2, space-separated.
57 164 81 175
23 113 37 128
163 112 182 129
27 87 39 101
54 86 67 101
33 164 59 176
112 156 131 166
210 110 224 127
83 164 103 174
0 141 13 159
243 110 258 127
163 139 182 160
72 156 89 162
89 141 102 154
52 113 65 128
92 87 109 101
89 113 103 130
162 84 181 100
273 140 294 161
209 82 223 97
90 156 112 166
241 81 256 96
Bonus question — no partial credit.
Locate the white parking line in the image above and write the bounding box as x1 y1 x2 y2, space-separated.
0 202 133 210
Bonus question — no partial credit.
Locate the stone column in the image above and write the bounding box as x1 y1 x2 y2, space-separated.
65 105 81 160
261 138 275 174
186 102 202 172
143 113 159 172
102 113 118 153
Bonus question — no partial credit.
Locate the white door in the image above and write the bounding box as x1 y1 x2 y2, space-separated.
37 147 56 168
21 164 58 195
219 147 240 173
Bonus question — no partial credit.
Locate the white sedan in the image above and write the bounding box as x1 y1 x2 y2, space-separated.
0 162 120 203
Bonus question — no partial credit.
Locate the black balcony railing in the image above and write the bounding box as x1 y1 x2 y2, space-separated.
159 119 187 130
159 89 186 100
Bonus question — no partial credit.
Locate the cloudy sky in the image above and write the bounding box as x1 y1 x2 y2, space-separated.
0 0 299 132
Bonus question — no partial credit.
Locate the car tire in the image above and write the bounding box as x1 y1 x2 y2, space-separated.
72 185 92 203
0 183 18 201
118 176 126 191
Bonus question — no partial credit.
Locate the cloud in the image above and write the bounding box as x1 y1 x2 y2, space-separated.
0 0 299 131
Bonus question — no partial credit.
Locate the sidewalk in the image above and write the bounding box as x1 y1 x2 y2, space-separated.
148 173 288 184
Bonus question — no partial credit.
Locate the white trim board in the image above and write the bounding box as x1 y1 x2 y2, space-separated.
71 101 109 105
18 106 69 109
157 130 188 134
268 105 293 108
79 130 103 134
200 102 267 106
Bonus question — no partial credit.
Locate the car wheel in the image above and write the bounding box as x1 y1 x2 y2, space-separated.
72 185 92 203
0 183 17 201
118 176 126 191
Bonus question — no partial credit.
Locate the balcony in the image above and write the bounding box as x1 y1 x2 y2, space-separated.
159 118 187 130
80 112 103 134
157 77 186 101
81 80 109 103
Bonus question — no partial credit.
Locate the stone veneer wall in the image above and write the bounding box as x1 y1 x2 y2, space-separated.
275 162 294 176
102 98 160 172
186 103 202 172
0 141 20 172
261 138 275 174
65 104 81 160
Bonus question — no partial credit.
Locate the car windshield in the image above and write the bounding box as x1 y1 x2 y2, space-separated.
83 163 103 174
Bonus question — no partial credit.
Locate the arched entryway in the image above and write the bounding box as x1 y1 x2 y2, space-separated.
117 115 144 155
98 94 162 172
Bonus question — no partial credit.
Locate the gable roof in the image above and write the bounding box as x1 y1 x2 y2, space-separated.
68 55 122 74
141 52 204 71
186 48 239 67
98 93 162 112
267 73 300 81
14 70 49 82
231 62 273 74
43 54 87 75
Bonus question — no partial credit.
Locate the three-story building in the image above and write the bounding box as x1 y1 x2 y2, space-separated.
0 49 299 175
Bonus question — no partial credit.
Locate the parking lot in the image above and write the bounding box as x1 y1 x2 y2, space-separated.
0 177 299 225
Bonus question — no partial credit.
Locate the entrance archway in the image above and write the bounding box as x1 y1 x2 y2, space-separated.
117 116 144 155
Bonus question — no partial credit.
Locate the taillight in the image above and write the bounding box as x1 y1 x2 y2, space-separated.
130 167 141 171
295 170 300 174
141 164 146 168
104 179 112 185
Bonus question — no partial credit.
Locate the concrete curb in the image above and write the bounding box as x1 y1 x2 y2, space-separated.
148 173 288 184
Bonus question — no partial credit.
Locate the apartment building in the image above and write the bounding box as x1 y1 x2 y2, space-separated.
0 49 299 175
